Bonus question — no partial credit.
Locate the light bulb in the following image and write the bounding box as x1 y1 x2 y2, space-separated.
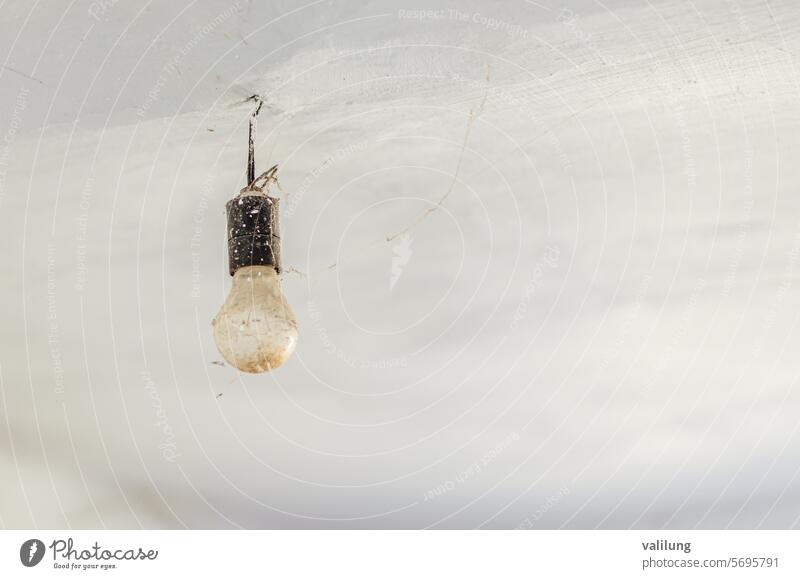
212 189 298 373
213 265 298 373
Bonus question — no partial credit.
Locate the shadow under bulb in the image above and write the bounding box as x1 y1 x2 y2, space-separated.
212 190 298 373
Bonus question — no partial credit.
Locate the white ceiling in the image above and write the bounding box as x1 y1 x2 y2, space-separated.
2 0 800 528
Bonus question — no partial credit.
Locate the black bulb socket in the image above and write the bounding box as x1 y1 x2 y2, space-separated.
225 189 281 276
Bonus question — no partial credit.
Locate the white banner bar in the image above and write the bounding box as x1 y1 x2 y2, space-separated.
2 530 798 578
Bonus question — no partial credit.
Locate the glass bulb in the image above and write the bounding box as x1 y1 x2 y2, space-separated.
213 265 298 373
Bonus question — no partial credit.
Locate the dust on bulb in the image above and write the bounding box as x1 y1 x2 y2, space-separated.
212 265 298 373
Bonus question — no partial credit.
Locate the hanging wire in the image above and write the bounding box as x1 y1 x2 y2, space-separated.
246 95 264 187
241 95 284 195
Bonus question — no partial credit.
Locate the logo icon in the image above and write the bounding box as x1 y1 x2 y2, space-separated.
20 539 45 567
390 233 413 291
